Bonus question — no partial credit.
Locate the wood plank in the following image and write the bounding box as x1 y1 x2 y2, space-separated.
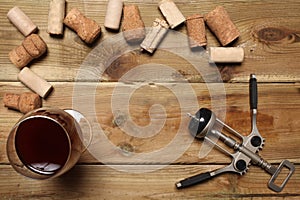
0 164 299 199
1 82 299 164
0 0 299 198
0 1 299 82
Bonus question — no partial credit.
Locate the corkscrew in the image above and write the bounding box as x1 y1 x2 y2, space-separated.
176 74 295 192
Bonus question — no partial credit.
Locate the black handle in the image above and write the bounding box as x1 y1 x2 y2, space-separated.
176 172 212 189
249 74 257 109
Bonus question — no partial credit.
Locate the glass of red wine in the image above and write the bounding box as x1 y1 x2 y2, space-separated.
6 107 92 179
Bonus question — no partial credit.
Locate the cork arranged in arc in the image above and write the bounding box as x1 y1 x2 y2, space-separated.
64 8 101 44
18 67 53 98
104 0 123 30
3 92 42 114
122 5 145 43
209 47 244 63
7 6 37 36
205 6 240 46
47 0 66 35
140 18 169 54
9 34 47 69
186 14 207 48
158 0 185 29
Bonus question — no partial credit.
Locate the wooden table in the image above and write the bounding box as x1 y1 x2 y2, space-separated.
1 0 300 199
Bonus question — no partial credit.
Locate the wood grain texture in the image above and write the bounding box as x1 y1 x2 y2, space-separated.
0 82 299 164
0 164 299 199
0 1 299 82
0 0 300 199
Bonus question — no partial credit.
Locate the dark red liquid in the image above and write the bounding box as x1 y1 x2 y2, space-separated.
15 117 70 175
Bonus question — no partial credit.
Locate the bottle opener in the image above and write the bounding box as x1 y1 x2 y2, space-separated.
176 74 295 192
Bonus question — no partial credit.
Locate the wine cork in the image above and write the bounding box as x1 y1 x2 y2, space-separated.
7 6 37 36
122 5 145 43
9 45 33 69
205 6 240 46
158 0 185 29
18 67 53 98
3 93 20 111
186 14 206 48
47 0 66 35
3 92 42 114
22 34 47 58
9 34 47 69
104 0 123 30
140 18 169 54
209 47 244 63
64 8 101 44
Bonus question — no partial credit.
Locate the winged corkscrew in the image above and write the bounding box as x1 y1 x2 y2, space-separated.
176 74 295 192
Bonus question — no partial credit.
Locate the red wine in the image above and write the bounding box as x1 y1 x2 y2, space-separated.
15 117 70 175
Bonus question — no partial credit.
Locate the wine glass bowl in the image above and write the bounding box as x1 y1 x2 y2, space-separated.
6 107 86 179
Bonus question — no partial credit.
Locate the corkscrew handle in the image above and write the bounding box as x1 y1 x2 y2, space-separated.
176 172 212 189
250 74 257 110
176 165 236 189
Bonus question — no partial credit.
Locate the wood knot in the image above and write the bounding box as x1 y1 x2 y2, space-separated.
219 66 233 82
112 112 127 127
256 27 286 42
118 142 134 156
253 26 300 44
104 51 139 80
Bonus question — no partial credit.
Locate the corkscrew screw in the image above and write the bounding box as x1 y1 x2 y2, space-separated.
176 74 295 192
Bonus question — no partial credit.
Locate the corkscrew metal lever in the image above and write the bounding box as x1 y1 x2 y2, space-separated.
176 74 295 192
